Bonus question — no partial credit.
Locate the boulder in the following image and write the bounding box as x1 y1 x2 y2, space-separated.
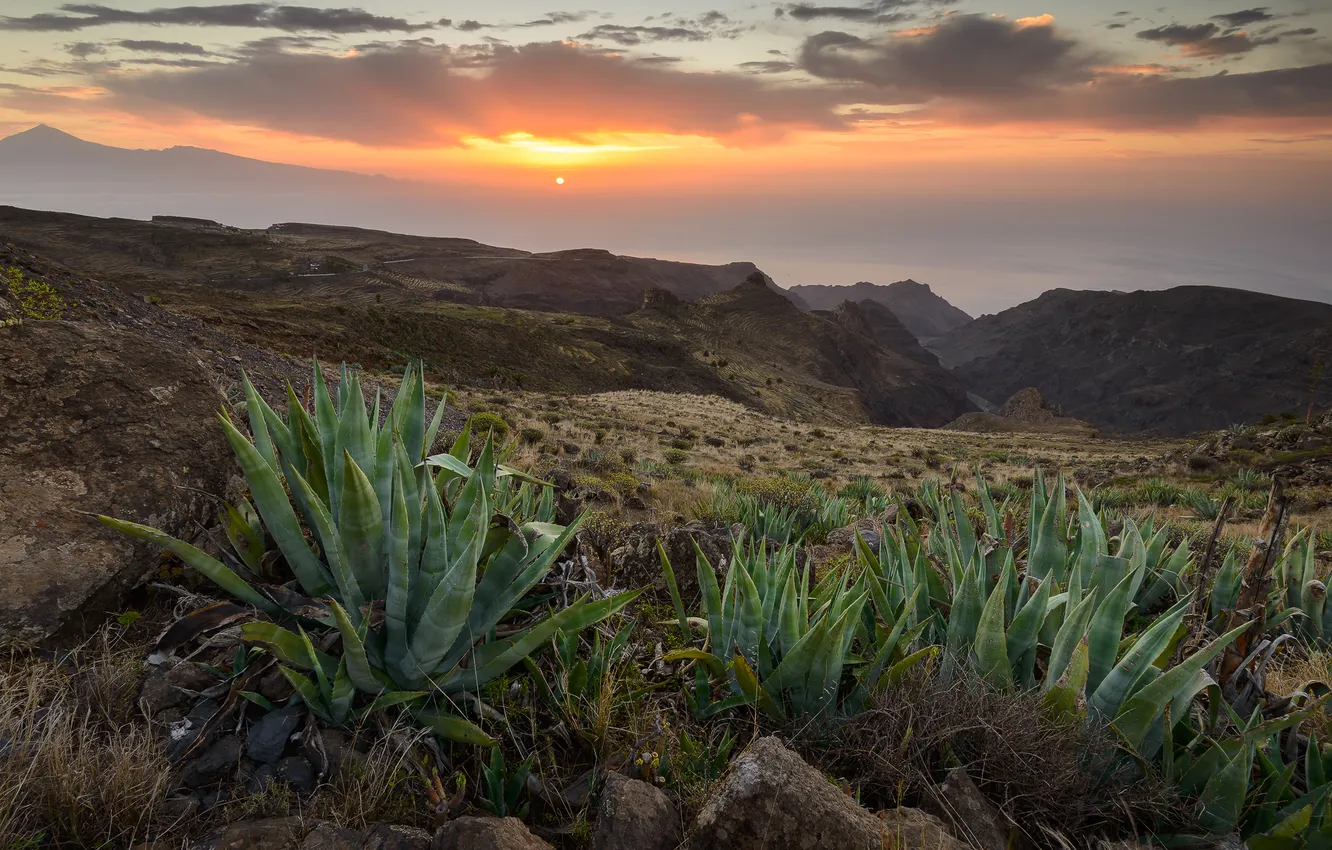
432 817 552 850
687 737 963 850
0 321 234 639
364 824 432 850
922 767 1012 850
247 705 302 764
609 521 738 601
825 506 899 551
592 771 680 850
300 823 364 850
193 817 303 850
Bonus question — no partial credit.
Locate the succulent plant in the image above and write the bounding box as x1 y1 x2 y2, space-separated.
101 362 638 741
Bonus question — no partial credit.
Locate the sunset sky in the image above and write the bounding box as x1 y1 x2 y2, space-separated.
1 0 1329 312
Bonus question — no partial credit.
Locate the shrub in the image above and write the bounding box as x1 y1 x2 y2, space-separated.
618 448 637 465
664 448 689 465
4 267 69 322
519 427 545 444
468 411 511 444
703 435 725 448
738 454 757 472
669 437 695 451
540 412 564 425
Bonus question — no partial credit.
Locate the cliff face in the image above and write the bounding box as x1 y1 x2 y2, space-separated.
629 275 975 427
789 280 973 342
932 286 1332 435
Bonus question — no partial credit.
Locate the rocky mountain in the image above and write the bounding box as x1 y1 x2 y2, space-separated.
788 280 973 342
636 275 974 426
0 205 795 316
932 286 1332 435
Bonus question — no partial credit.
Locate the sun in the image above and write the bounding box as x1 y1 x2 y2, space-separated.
555 177 565 185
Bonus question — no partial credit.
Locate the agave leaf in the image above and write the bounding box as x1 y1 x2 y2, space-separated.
1042 635 1089 723
1198 745 1251 836
1006 576 1051 689
329 599 387 693
414 709 498 746
286 466 362 619
219 415 333 597
444 589 643 693
973 578 1012 690
657 541 692 640
1113 621 1252 755
98 516 280 615
241 621 335 672
1088 594 1192 719
338 450 386 599
383 469 414 684
662 649 728 678
1044 590 1098 691
220 499 265 575
1086 570 1135 696
946 564 983 658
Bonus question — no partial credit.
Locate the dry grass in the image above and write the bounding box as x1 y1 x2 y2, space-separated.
796 663 1187 844
1267 650 1332 741
0 627 174 848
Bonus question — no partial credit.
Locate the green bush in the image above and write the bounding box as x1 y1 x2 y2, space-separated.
5 267 69 322
664 448 689 465
469 411 511 444
519 427 545 444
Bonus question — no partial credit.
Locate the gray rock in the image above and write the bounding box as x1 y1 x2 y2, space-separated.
279 756 318 796
244 762 277 794
0 321 235 640
592 772 679 850
686 736 963 850
300 823 364 850
165 660 220 692
247 705 302 764
923 767 1011 850
192 816 303 850
431 816 552 850
167 697 221 759
364 823 432 850
182 734 241 789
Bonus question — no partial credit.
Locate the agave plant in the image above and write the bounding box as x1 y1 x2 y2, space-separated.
101 362 638 740
660 537 926 719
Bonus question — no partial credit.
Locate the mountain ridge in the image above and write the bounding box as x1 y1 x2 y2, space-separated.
788 279 973 342
932 285 1332 435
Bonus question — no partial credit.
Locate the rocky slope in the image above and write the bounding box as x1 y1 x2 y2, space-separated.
932 286 1332 436
788 280 973 342
0 205 793 316
635 276 974 427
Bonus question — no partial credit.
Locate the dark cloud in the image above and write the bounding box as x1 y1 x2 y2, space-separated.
1136 22 1279 57
116 39 209 55
784 1 914 24
1282 27 1318 37
739 59 798 73
929 62 1332 129
800 15 1103 97
92 41 851 146
0 3 443 33
1106 23 1127 29
455 20 486 32
514 11 588 27
66 41 106 58
576 25 710 45
1210 8 1276 28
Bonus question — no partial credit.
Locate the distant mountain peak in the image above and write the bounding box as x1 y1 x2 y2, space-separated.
2 124 88 146
788 279 971 343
